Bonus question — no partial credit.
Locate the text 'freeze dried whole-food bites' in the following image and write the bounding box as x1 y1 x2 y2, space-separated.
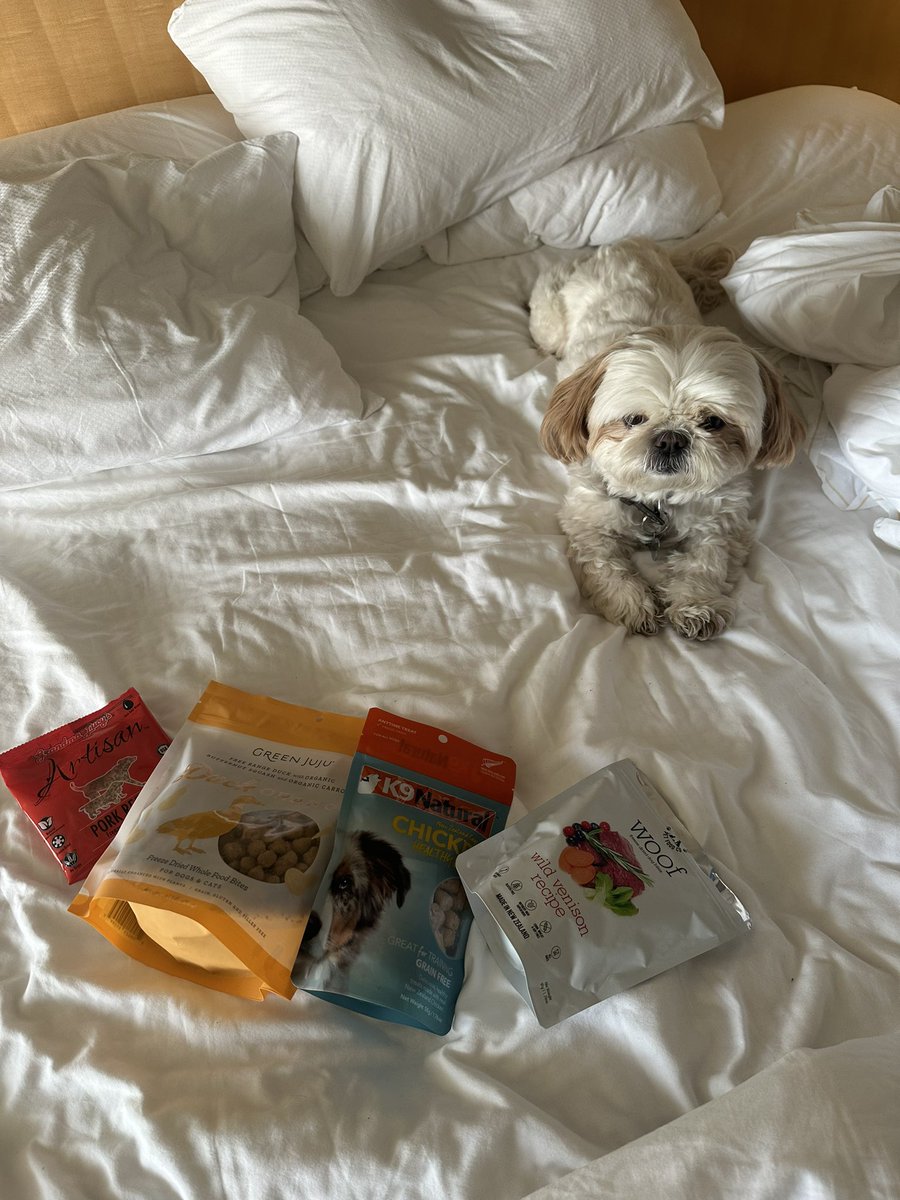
69 681 362 1000
1 689 170 884
456 759 751 1028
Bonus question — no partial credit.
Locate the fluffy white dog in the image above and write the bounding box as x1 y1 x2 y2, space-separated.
530 237 804 639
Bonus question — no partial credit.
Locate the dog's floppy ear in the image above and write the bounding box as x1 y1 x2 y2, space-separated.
539 352 609 464
752 350 806 469
360 831 412 908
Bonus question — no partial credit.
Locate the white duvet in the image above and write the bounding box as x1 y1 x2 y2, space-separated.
2 88 900 1200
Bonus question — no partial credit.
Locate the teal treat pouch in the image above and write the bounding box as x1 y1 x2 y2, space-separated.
292 708 516 1034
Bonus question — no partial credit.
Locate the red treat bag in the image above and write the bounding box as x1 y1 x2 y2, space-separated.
1 689 170 884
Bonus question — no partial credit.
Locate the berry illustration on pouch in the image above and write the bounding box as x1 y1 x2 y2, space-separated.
559 819 653 915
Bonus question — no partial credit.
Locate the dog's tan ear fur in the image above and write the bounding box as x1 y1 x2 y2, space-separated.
752 351 806 468
670 243 735 314
539 353 609 464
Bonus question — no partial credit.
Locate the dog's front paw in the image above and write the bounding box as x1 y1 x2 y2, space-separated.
666 598 734 641
623 594 662 637
588 582 661 636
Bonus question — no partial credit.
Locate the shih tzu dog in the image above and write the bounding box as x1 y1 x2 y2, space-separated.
530 237 804 640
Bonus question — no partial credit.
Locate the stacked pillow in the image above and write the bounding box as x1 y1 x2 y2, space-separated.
169 0 724 294
423 123 723 266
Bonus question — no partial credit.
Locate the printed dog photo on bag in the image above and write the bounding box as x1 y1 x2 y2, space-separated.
292 708 516 1033
297 830 411 986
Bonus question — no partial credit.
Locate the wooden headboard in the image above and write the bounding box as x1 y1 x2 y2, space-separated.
680 0 900 107
1 1 204 138
2 0 899 139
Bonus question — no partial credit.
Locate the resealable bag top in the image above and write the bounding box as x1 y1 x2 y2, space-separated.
456 759 751 1028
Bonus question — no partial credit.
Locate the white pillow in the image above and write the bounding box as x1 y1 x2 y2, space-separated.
423 123 722 265
820 364 900 544
0 135 363 490
723 208 900 369
169 0 723 295
692 86 900 258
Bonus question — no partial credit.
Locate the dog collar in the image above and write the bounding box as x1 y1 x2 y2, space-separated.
619 496 669 528
619 496 671 554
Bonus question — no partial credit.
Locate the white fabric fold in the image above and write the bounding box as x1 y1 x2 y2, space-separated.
0 136 361 489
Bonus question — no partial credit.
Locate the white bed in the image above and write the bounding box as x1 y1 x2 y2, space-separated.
2 4 900 1199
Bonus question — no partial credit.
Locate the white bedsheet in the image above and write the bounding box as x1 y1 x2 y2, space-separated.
2 90 900 1200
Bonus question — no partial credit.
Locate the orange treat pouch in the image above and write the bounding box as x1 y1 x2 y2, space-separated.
69 681 362 1001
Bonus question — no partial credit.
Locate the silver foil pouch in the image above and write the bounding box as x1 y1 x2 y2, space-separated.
455 759 751 1027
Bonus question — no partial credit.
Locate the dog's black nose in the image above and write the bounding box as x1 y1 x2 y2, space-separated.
652 429 690 455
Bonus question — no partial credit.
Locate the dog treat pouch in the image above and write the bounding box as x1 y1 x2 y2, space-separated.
293 708 516 1035
0 689 170 884
456 759 751 1028
69 681 363 1001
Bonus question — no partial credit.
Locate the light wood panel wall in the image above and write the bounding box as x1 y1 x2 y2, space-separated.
0 1 206 137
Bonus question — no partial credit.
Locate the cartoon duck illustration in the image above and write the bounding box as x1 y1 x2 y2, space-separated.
156 794 263 854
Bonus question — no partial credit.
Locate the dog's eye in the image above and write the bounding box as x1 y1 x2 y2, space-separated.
333 874 354 893
700 415 725 431
623 414 647 427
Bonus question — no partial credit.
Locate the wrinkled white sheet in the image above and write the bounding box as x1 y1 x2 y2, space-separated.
2 88 900 1200
526 1031 900 1200
2 244 899 1200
